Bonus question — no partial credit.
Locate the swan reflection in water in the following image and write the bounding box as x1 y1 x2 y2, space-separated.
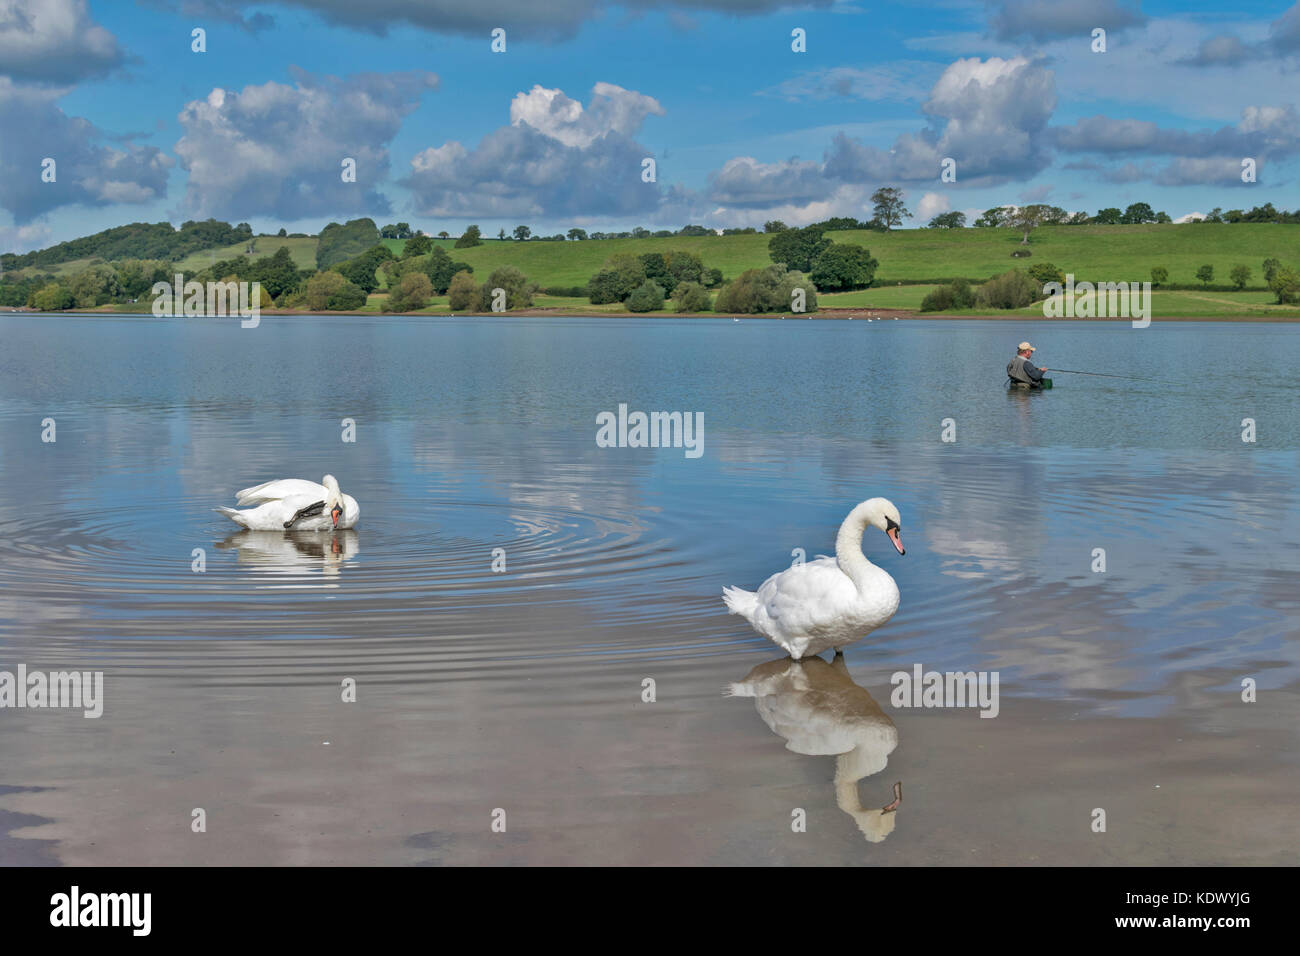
215 529 360 584
728 655 903 843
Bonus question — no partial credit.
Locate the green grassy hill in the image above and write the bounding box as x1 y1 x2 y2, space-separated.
819 222 1295 286
388 223 1297 290
18 223 1298 289
11 222 1300 317
172 236 319 273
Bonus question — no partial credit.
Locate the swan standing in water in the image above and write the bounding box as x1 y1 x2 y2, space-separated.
723 498 904 659
217 475 360 531
728 656 903 843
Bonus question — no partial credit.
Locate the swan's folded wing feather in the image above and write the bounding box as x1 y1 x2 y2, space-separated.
235 478 326 506
756 559 857 634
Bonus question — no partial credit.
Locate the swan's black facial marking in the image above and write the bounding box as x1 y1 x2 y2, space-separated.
884 515 905 555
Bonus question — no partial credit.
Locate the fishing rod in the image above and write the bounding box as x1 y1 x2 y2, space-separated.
1048 368 1185 385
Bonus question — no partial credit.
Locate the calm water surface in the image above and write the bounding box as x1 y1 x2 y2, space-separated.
1 314 1297 864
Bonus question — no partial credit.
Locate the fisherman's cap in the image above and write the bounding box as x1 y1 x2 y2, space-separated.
1018 341 1035 351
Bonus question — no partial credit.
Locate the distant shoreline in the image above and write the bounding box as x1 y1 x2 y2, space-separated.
6 305 1299 322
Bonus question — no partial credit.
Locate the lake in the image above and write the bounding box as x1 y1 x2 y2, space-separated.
1 313 1296 865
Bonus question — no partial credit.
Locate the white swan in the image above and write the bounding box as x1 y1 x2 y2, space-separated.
217 474 360 531
727 656 903 843
723 497 903 659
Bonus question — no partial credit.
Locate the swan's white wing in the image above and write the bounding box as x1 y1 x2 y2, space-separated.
235 478 326 506
752 557 859 641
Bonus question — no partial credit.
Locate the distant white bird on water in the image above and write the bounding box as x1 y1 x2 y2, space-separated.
218 474 360 531
723 498 904 659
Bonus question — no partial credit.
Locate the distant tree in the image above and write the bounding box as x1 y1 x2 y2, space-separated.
768 225 830 272
1067 211 1090 224
317 218 380 268
1008 205 1050 244
455 225 483 248
1244 202 1279 223
1223 209 1245 223
395 223 413 239
677 225 713 236
115 259 170 298
477 266 533 310
447 270 478 311
926 211 966 229
1263 257 1282 283
277 227 287 237
403 234 433 258
332 245 393 295
977 269 1041 309
672 281 711 313
1150 266 1169 287
497 228 507 240
68 264 122 307
764 220 789 233
626 280 665 313
424 247 474 294
387 272 433 312
870 187 911 230
303 271 367 311
974 206 1008 228
920 279 976 312
567 228 588 241
632 226 651 238
513 225 531 241
1205 208 1224 223
809 243 878 291
438 231 450 240
702 267 724 288
1027 262 1065 287
1230 264 1251 290
380 224 399 239
588 254 646 304
1154 211 1173 224
1092 207 1122 225
32 282 74 311
809 216 869 231
714 263 817 314
248 246 304 299
1121 202 1157 224
1268 266 1300 304
1196 264 1214 286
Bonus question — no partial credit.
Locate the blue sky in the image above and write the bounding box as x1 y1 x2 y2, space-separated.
2 0 1299 251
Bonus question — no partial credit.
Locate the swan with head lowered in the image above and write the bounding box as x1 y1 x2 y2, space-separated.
217 475 359 531
723 498 904 659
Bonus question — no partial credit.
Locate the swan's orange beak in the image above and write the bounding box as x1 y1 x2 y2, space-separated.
331 505 342 528
886 526 904 555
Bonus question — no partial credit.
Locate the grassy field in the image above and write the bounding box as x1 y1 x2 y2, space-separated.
382 223 1298 289
172 236 319 273
13 223 1300 317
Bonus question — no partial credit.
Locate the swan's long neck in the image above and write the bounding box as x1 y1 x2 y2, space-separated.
834 749 897 843
834 503 877 585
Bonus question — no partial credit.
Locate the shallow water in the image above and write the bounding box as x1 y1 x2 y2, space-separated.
1 314 1297 864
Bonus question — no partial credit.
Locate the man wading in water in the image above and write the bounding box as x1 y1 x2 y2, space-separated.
1007 341 1048 388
